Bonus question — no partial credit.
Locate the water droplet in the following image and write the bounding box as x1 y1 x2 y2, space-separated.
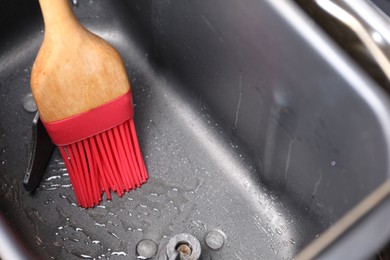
331 161 336 167
112 252 127 256
71 0 79 6
44 198 54 205
108 231 119 240
35 236 42 245
46 175 61 181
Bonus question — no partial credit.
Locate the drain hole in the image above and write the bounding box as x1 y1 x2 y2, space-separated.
175 241 192 256
167 233 201 259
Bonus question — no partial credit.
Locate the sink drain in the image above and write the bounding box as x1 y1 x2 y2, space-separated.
166 233 201 260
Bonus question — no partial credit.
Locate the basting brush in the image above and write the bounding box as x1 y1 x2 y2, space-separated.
30 0 148 208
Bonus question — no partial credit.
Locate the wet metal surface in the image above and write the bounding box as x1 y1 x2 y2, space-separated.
0 65 313 259
0 64 314 258
0 3 318 258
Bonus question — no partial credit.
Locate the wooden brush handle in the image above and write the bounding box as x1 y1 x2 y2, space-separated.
31 0 130 123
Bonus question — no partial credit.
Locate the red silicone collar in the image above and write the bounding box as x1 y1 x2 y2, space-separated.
43 91 134 146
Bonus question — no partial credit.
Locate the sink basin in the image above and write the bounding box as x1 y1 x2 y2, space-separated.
1 0 390 259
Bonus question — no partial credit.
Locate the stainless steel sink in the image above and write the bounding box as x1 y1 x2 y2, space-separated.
1 0 390 259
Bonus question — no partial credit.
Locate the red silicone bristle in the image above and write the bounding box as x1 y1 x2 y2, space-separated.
108 128 129 192
119 123 140 188
129 120 148 181
112 127 132 191
82 139 101 206
89 136 112 200
57 118 147 208
59 147 83 206
66 144 88 207
123 123 143 186
76 142 94 207
93 135 117 192
71 143 93 208
101 131 124 194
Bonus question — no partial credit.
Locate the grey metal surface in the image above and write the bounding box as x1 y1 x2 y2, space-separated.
297 180 390 260
149 0 390 225
1 0 390 259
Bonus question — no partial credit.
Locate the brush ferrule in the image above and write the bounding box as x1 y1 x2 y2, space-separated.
42 91 134 146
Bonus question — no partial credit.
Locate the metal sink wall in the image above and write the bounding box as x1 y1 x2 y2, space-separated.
1 0 390 259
